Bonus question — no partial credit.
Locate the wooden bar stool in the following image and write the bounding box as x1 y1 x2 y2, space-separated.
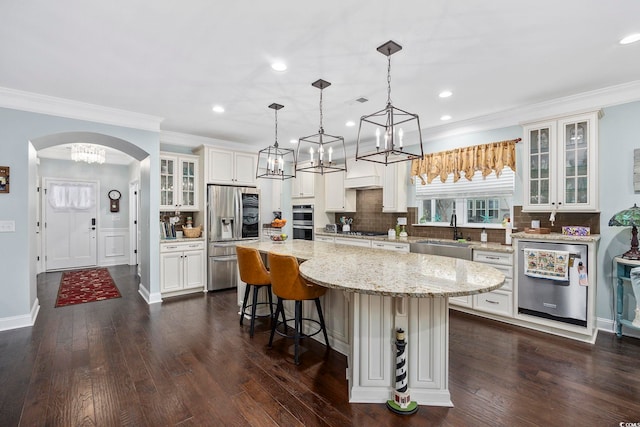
236 246 274 338
267 252 329 365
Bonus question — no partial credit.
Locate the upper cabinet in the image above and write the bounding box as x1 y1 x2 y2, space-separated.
160 152 199 211
382 162 408 213
523 111 600 212
206 148 257 186
291 162 317 198
325 171 356 212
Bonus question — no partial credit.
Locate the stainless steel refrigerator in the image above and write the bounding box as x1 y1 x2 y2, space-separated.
207 185 261 291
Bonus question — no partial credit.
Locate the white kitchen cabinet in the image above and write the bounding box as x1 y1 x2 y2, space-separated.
160 240 205 297
523 111 600 212
315 235 336 243
371 240 410 253
325 171 356 212
206 147 257 186
291 163 316 198
160 153 199 211
334 237 371 248
469 250 513 317
450 250 513 310
382 162 408 213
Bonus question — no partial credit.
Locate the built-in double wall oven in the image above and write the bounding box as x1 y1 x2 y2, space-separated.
292 204 314 240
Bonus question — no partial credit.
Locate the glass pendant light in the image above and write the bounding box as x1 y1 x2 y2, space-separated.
256 103 296 180
296 79 347 175
355 40 424 165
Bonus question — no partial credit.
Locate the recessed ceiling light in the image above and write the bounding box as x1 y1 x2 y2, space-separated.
440 115 452 121
439 90 453 98
271 61 287 71
620 33 640 45
212 105 225 113
345 120 355 127
290 139 298 144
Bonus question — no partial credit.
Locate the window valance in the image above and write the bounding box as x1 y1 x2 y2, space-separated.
411 138 519 185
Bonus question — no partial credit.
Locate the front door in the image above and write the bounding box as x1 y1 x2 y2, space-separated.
44 178 98 270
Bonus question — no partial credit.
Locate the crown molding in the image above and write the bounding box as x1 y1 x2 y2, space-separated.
0 87 163 132
422 80 640 141
160 130 257 152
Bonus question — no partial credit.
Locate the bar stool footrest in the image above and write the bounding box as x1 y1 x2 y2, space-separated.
273 317 325 340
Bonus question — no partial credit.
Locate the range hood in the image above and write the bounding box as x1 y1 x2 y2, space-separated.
344 159 382 189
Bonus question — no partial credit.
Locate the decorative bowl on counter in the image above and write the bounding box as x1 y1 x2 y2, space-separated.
270 233 288 243
271 218 287 228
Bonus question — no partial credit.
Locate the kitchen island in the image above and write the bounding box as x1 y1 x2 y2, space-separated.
237 240 505 407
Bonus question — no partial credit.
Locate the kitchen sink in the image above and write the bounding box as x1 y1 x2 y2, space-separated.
409 240 473 260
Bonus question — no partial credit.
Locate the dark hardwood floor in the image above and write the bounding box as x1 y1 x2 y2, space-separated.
1 264 639 426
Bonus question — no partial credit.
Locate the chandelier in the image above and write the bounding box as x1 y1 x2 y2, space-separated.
355 40 424 165
71 143 106 164
296 79 347 175
256 103 296 180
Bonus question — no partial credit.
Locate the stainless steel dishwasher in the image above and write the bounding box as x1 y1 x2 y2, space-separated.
517 240 588 326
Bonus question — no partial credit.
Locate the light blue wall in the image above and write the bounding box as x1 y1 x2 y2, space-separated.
0 107 160 325
597 101 640 322
38 159 131 229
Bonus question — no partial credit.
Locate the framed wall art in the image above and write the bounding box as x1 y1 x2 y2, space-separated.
0 166 9 193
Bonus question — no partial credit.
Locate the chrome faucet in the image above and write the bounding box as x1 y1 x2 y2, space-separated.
450 214 462 240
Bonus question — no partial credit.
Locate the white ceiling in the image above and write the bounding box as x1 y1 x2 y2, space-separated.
2 0 640 161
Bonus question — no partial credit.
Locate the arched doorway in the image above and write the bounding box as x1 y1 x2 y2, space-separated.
29 131 157 303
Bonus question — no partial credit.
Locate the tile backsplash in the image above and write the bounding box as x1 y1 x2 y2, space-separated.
332 189 600 243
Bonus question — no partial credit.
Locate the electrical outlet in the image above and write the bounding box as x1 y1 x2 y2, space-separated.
397 217 407 226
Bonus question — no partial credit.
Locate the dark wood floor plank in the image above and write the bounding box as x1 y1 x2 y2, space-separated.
1 265 639 426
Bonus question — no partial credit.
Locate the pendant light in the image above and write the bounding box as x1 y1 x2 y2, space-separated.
355 40 424 165
296 79 347 175
256 103 296 180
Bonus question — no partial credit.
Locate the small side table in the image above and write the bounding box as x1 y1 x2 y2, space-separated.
613 256 640 337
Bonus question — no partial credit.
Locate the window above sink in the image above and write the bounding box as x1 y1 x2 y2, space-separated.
414 168 514 229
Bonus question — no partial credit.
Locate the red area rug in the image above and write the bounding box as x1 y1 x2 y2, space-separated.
55 268 121 307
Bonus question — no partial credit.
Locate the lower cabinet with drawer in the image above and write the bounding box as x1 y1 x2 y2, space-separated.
450 249 514 318
315 235 336 243
160 240 206 297
334 237 372 248
371 240 410 253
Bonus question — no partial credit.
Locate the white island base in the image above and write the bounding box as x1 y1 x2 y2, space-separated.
238 240 505 409
346 293 452 406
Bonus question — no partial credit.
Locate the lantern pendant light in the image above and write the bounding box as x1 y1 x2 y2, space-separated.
256 103 296 180
355 40 424 165
296 79 347 175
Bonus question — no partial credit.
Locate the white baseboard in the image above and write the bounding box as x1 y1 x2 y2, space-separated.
598 316 640 339
0 298 40 332
596 316 615 333
138 283 162 304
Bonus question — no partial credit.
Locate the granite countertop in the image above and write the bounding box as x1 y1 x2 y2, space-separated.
315 230 514 253
237 240 505 298
511 231 600 243
160 237 205 243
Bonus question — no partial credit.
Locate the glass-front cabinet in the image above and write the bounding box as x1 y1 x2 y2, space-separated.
160 152 200 211
160 157 176 208
523 111 599 212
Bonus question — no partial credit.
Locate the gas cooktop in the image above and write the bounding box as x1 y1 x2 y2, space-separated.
340 231 387 237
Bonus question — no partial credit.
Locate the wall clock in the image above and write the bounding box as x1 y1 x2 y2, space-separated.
108 189 121 212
